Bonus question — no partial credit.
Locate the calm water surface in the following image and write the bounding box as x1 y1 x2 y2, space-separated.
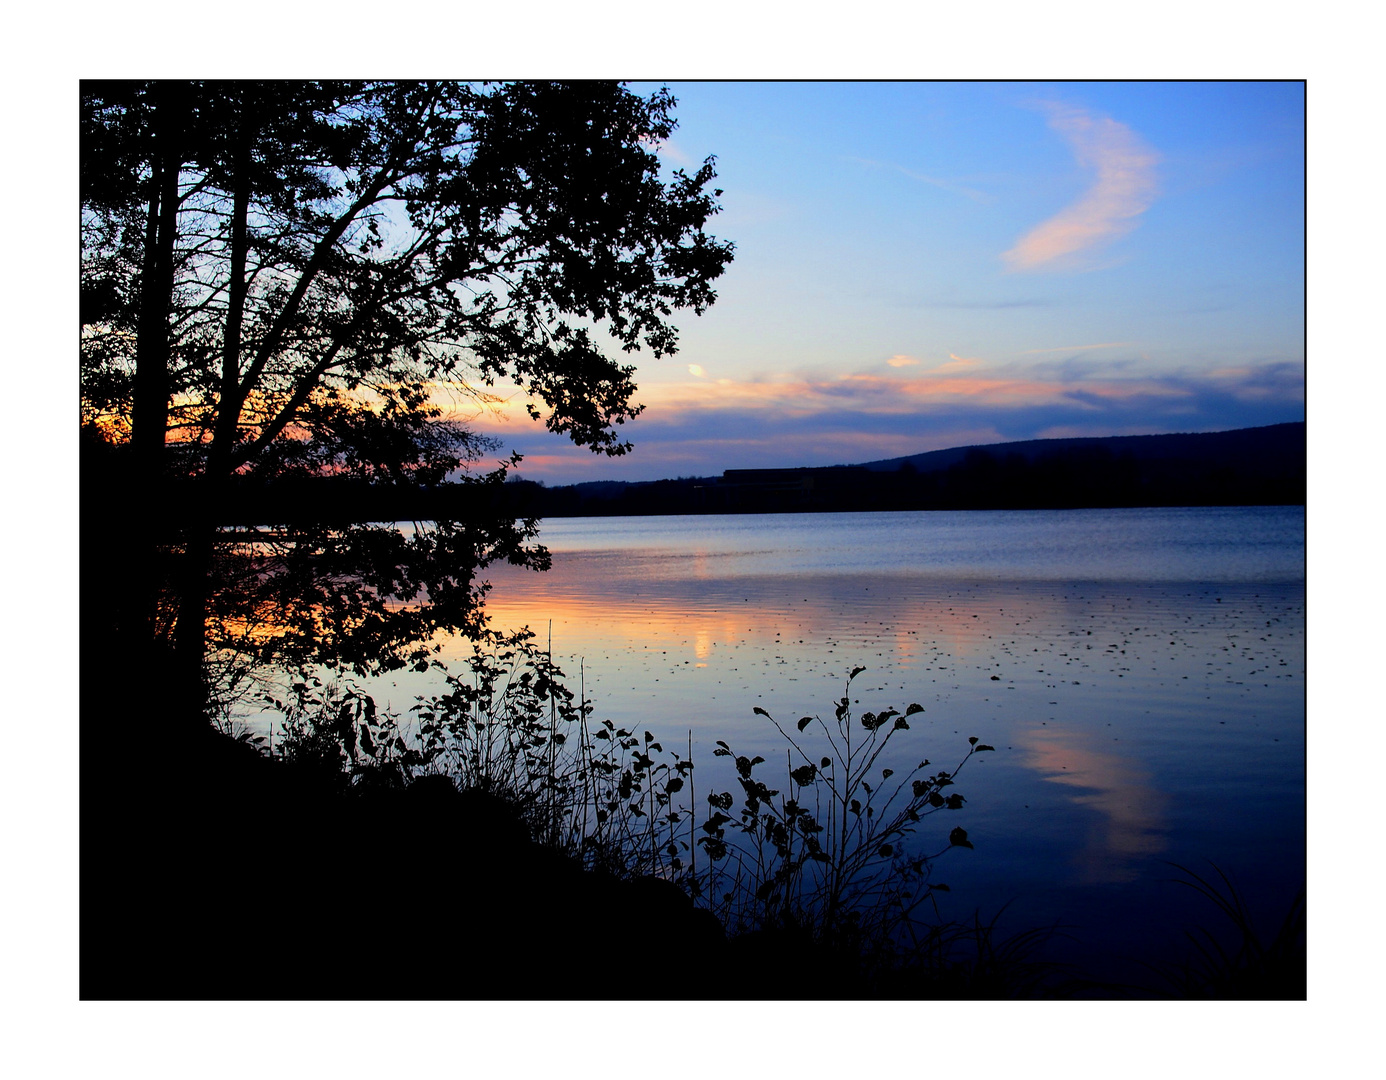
383 507 1305 985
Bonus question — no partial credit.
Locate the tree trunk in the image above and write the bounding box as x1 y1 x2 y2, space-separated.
112 83 183 671
173 90 255 716
130 84 180 488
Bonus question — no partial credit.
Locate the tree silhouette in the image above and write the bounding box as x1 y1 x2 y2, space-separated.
80 80 733 715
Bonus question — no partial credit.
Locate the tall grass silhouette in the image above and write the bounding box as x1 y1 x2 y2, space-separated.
1148 862 1306 999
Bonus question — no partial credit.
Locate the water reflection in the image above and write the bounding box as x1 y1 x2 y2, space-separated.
1016 726 1169 884
517 507 1305 583
254 509 1302 974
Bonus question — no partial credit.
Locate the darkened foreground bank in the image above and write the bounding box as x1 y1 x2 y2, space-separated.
82 712 723 999
80 651 1017 999
78 692 1022 998
82 640 1304 1001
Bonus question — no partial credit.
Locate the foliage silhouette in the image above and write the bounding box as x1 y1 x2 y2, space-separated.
690 667 993 975
269 630 706 882
257 653 1036 995
79 80 736 998
80 79 734 714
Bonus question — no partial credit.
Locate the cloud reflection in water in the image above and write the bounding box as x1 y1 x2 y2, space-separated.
1016 725 1168 885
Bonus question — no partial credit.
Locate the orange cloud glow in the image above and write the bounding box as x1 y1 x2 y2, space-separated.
449 365 1197 440
425 351 1296 486
930 354 982 374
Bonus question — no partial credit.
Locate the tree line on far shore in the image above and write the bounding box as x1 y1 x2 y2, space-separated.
193 422 1303 523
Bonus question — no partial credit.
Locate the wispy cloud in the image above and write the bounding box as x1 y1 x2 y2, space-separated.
648 137 693 166
1003 102 1160 273
895 297 1053 310
845 155 990 202
1021 342 1129 355
886 354 920 368
925 355 981 375
893 165 990 203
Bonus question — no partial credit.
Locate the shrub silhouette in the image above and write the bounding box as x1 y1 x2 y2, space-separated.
692 666 993 978
268 628 700 882
263 647 1011 992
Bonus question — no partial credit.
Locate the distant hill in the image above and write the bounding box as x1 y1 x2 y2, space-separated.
205 422 1305 523
856 423 1305 477
502 422 1304 517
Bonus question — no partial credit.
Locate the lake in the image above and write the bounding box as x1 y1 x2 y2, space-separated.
372 506 1306 989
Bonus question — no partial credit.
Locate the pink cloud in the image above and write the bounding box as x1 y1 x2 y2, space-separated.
442 358 1302 484
456 364 1202 438
1003 102 1160 273
930 354 982 374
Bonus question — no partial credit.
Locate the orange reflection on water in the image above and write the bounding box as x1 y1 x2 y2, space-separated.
893 627 920 664
457 582 758 668
477 562 1009 657
1016 726 1168 884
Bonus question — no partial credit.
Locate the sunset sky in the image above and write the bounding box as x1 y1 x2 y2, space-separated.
461 81 1305 485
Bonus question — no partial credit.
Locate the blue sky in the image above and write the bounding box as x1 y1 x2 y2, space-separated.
468 81 1304 485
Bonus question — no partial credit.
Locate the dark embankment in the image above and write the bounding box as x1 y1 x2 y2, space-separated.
82 737 721 999
79 687 979 1000
81 653 934 999
80 655 1304 999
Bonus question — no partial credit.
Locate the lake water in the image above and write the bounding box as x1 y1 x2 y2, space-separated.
377 506 1306 989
